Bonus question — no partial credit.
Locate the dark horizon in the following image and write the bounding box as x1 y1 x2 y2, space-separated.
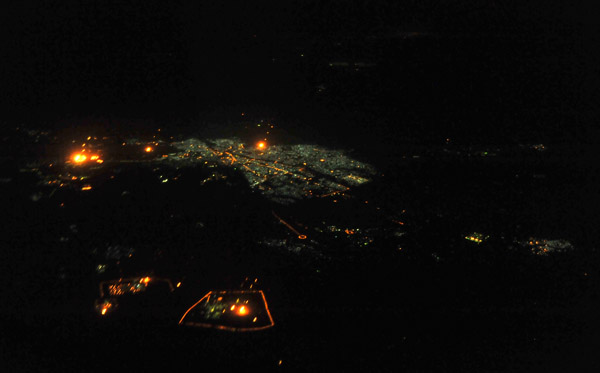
1 2 596 126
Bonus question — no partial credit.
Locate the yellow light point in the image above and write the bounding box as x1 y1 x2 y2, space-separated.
143 277 150 284
72 154 87 163
230 305 236 311
101 308 107 315
81 185 92 191
96 159 104 164
257 141 266 150
145 146 153 152
176 282 181 288
237 306 248 316
253 317 257 322
90 155 99 160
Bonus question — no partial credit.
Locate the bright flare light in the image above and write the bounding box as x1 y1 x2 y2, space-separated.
237 306 248 316
145 146 153 152
72 154 87 163
256 141 266 150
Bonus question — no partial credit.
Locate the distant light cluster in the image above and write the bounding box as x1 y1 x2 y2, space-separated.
171 138 376 204
107 277 150 296
258 238 325 258
518 238 573 256
24 132 375 205
464 232 489 244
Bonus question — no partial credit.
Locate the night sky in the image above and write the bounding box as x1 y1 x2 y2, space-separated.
1 1 595 130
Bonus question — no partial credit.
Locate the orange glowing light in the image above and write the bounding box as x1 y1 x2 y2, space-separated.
179 290 275 332
237 306 248 316
81 185 92 191
101 308 107 315
96 159 104 164
298 235 307 240
90 155 99 160
176 282 181 288
143 277 151 284
145 146 153 152
98 277 174 297
257 141 266 150
72 154 87 163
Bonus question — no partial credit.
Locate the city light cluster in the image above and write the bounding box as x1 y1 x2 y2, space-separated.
171 138 376 204
518 238 573 256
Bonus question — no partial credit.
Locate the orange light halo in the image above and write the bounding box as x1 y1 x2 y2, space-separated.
72 153 87 163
